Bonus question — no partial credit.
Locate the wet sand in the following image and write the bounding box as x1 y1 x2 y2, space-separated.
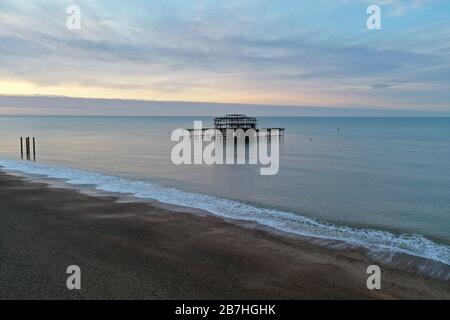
0 170 448 300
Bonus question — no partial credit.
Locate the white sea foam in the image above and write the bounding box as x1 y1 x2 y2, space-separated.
1 158 449 275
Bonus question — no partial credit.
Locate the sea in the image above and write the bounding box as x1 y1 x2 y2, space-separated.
0 116 449 278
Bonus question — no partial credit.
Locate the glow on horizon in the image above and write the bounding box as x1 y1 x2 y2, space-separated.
0 79 327 106
1 79 431 112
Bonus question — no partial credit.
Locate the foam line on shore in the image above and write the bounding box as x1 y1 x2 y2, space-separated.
1 158 449 277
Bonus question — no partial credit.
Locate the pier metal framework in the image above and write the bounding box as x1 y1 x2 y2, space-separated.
214 114 257 130
187 114 284 136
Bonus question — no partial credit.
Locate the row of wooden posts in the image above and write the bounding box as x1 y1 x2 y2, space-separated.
20 137 36 161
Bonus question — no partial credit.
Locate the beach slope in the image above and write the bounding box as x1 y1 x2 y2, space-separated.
0 171 448 300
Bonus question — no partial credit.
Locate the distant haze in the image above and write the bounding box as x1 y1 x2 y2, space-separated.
0 95 448 117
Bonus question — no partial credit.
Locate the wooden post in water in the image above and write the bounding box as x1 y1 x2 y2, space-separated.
20 137 23 159
32 137 36 161
19 137 37 160
26 137 30 160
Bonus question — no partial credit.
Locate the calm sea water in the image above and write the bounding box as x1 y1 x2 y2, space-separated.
1 116 449 270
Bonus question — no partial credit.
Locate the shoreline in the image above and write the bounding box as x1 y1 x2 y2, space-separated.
10 167 450 282
1 157 449 272
0 170 449 299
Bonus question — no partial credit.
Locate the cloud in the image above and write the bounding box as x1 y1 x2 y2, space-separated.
372 83 398 90
0 0 449 110
378 0 435 16
321 0 435 16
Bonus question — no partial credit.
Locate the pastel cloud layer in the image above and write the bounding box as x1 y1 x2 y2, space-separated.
0 0 449 113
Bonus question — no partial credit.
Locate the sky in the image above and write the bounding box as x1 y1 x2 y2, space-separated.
0 0 449 115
